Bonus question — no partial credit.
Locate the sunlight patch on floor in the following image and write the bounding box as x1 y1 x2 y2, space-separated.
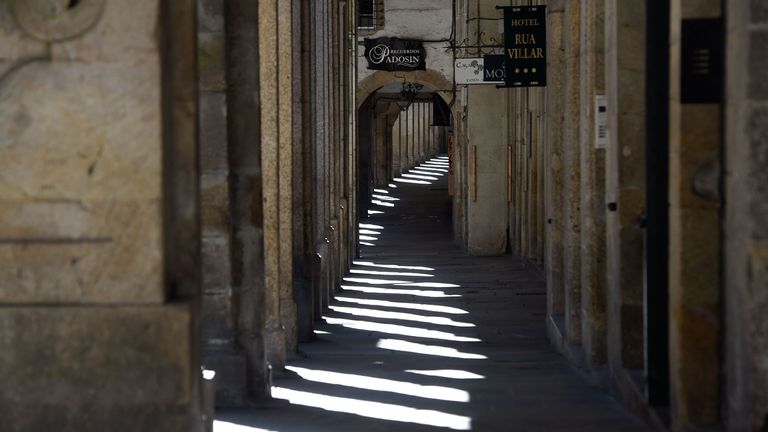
396 281 461 288
285 366 470 403
270 387 472 431
393 178 431 185
402 173 439 181
372 194 399 201
343 277 408 285
410 169 444 177
214 421 277 432
372 199 395 207
377 338 488 360
415 166 449 172
352 261 434 271
323 316 480 342
340 284 461 298
406 369 486 380
334 296 469 314
349 268 433 278
329 305 475 328
358 224 384 230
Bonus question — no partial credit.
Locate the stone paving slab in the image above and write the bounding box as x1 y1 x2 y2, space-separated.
216 156 651 432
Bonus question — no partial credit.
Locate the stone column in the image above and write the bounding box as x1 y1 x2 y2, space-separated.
545 0 567 342
0 0 201 429
466 84 508 255
604 0 646 380
226 0 269 401
278 0 298 359
392 116 403 177
294 0 315 343
668 0 723 428
197 0 248 408
562 0 583 353
257 0 286 374
578 0 608 370
724 1 768 430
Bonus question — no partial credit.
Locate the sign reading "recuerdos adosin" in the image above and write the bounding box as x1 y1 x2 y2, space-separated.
500 5 547 87
364 37 426 71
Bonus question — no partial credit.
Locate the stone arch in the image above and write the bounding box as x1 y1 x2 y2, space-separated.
356 69 453 109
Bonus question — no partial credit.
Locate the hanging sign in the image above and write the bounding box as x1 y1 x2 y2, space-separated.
454 56 505 85
364 37 426 71
499 5 547 87
483 54 506 83
454 58 485 84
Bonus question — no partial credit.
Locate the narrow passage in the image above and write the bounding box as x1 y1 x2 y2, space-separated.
216 156 649 432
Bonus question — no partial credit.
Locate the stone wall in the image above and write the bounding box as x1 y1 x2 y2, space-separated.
0 0 201 429
725 0 768 430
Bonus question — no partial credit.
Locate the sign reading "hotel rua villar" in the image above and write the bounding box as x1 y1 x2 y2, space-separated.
364 37 426 71
499 5 547 87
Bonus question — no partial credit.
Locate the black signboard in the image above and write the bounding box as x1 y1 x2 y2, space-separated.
364 37 426 71
483 54 506 82
432 94 451 126
500 6 547 87
681 18 723 104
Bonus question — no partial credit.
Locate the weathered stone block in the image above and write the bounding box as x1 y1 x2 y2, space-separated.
0 305 195 431
43 2 159 63
752 0 768 24
201 235 232 293
201 173 231 235
748 108 768 241
201 291 235 343
198 0 224 33
749 30 768 100
0 38 165 304
198 32 227 92
199 92 229 172
202 350 247 407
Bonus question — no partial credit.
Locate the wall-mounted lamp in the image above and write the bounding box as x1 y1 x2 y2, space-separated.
396 82 423 111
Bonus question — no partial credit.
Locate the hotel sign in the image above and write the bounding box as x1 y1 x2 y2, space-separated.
364 37 426 71
500 5 547 87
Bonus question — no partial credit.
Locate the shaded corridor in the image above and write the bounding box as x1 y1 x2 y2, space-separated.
215 156 649 432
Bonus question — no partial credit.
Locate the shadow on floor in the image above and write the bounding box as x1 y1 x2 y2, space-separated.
215 156 650 432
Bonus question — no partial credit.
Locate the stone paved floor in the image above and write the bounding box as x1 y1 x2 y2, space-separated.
215 156 651 432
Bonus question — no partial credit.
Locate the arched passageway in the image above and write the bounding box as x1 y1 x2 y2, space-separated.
356 81 453 222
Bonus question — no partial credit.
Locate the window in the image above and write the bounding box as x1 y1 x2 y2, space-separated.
358 0 379 29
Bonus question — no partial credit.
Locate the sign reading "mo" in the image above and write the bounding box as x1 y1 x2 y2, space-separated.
364 37 426 71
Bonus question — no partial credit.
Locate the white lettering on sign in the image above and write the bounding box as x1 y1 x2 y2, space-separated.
368 44 422 66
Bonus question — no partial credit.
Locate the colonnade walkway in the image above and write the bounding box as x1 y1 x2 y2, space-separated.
215 156 649 432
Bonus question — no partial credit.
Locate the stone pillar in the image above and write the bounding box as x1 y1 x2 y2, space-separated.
668 0 723 428
466 85 508 255
545 0 567 341
277 0 298 359
392 116 403 177
578 0 608 370
226 0 270 401
0 0 201 429
604 0 646 384
198 0 248 408
724 1 768 430
258 0 285 374
294 0 315 343
562 0 583 353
